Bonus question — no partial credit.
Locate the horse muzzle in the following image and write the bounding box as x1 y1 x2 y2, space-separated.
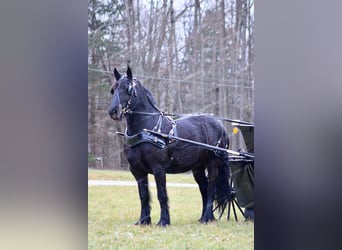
109 104 124 120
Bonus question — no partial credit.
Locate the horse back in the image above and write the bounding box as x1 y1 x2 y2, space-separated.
175 115 229 147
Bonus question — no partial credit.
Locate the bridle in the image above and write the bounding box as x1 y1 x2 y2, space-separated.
113 77 173 132
112 76 137 116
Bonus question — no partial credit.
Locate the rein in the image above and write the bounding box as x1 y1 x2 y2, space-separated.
124 109 254 126
124 110 160 116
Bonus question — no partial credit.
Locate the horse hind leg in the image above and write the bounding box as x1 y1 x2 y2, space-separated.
200 163 219 223
201 157 231 223
192 168 208 222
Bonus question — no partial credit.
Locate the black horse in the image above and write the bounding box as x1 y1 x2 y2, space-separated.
109 67 231 226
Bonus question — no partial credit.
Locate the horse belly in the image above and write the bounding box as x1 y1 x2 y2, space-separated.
166 147 206 174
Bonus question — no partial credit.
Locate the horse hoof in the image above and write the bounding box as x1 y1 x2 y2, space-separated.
135 221 151 226
200 219 209 224
135 217 151 225
244 208 254 221
157 221 170 227
200 217 216 224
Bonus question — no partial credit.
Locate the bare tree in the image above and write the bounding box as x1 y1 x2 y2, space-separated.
88 0 254 169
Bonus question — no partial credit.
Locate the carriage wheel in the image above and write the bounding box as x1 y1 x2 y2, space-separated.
229 162 254 221
226 177 247 221
213 161 254 222
212 173 246 222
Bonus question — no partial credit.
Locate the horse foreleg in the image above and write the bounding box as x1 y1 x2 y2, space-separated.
135 176 151 225
153 168 170 226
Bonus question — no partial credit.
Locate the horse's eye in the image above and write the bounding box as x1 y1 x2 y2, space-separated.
110 89 114 95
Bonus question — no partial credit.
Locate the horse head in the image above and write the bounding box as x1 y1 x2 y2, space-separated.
109 66 136 120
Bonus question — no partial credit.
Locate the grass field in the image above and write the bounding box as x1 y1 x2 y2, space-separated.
88 169 254 249
88 168 197 184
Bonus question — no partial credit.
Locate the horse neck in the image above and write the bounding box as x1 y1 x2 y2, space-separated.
125 98 162 135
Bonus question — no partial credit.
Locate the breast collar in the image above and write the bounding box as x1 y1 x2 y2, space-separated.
123 119 178 148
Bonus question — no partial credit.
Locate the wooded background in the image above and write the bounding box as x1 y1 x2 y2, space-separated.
88 0 254 169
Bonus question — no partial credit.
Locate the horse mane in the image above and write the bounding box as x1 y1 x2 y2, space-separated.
109 74 158 109
135 80 157 107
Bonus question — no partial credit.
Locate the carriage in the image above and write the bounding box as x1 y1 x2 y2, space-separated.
109 67 254 225
225 123 254 221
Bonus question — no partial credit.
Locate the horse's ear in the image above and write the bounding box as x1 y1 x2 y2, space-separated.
127 66 133 81
114 68 121 80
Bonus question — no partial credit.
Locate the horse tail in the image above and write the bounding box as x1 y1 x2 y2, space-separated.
214 129 231 218
214 157 231 218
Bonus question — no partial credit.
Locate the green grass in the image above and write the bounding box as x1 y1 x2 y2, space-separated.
88 168 135 181
88 171 254 250
88 168 196 184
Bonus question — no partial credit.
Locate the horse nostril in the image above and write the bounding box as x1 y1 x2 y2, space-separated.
109 108 118 118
